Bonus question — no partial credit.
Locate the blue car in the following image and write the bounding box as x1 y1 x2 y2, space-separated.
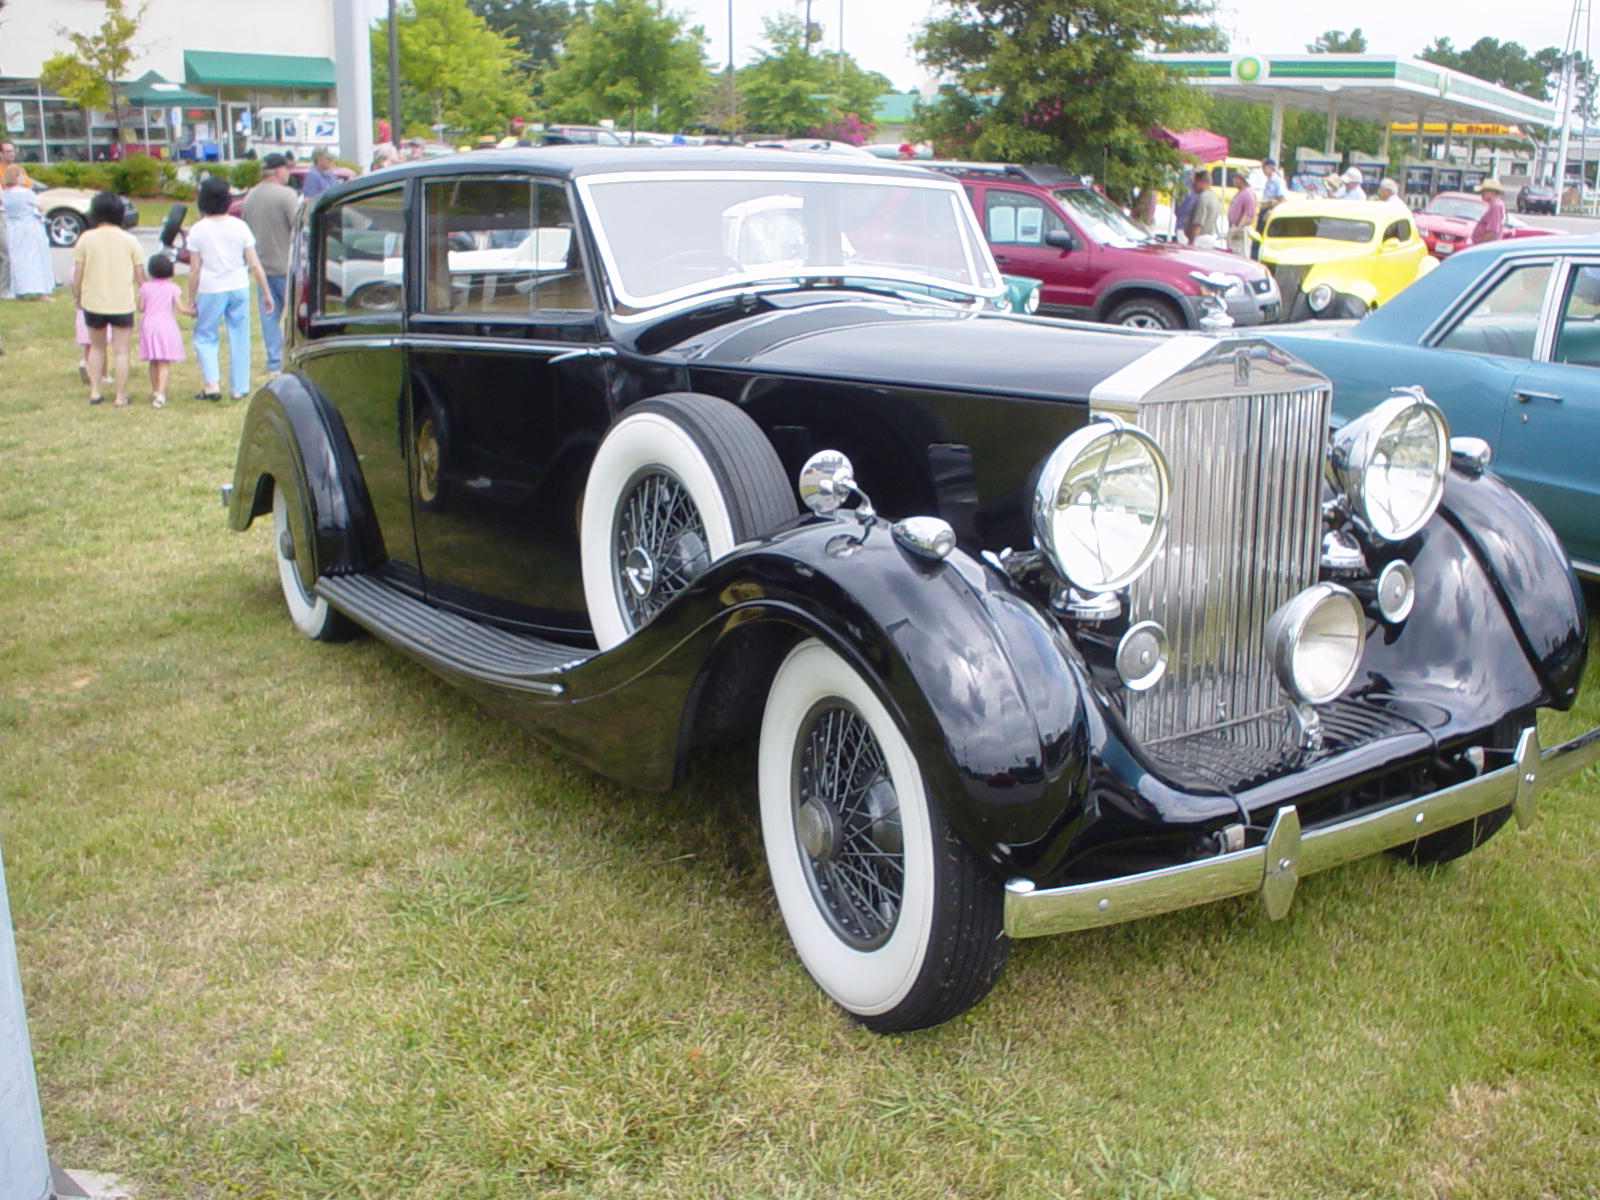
1270 234 1600 575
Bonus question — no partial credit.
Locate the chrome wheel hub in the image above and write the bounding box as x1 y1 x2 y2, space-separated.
794 702 904 948
614 470 711 630
622 545 657 599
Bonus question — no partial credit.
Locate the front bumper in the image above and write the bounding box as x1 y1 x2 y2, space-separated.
1004 724 1600 938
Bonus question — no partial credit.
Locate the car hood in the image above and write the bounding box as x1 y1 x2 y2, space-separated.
1260 242 1375 267
1417 213 1473 235
657 295 1176 401
35 187 94 208
1117 239 1269 281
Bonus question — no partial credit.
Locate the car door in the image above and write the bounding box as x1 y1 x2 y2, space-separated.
406 174 605 635
1494 258 1600 569
1372 215 1422 301
975 185 1093 317
300 184 416 581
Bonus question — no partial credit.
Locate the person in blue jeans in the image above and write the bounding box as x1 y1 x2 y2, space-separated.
185 176 273 400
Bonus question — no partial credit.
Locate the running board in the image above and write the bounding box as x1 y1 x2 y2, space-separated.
316 573 595 696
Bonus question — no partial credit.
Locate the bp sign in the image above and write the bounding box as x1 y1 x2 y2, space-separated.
1234 56 1265 83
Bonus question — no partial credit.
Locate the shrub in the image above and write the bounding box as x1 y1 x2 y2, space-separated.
28 166 66 187
162 180 196 202
109 153 163 197
79 165 115 192
229 159 261 189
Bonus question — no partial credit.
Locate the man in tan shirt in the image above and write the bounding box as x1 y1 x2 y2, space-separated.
71 191 145 406
240 153 299 373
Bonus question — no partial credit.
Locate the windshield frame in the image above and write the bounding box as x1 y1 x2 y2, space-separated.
576 169 1004 317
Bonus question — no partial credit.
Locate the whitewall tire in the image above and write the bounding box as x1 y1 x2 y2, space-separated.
271 484 353 642
759 639 1008 1031
580 393 794 651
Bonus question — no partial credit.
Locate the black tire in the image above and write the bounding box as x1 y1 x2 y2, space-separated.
158 202 187 248
579 392 796 650
1106 295 1184 330
271 483 358 642
45 209 86 248
759 639 1009 1032
348 280 402 312
1338 294 1370 320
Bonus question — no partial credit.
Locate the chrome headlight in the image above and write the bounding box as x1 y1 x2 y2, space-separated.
1329 388 1449 542
1032 420 1171 593
1022 281 1041 314
1307 283 1335 313
1266 582 1365 704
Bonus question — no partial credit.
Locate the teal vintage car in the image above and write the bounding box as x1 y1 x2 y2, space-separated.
1269 234 1600 574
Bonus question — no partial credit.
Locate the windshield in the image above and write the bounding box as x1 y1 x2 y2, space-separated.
1429 197 1486 221
1053 187 1150 246
580 171 1001 312
1265 214 1375 244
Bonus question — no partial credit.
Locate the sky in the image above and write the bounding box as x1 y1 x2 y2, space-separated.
671 0 1585 94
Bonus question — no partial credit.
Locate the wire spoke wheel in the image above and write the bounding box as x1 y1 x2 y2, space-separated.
794 701 905 949
613 469 711 630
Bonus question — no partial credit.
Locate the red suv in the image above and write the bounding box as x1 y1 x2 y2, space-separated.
932 163 1281 329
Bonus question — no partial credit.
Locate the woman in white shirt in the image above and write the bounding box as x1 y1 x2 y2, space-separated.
185 176 273 400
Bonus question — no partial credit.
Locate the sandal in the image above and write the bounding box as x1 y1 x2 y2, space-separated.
88 395 104 405
152 394 166 409
194 390 222 401
112 397 129 408
78 364 90 384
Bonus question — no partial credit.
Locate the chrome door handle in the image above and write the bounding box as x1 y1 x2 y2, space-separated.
1513 389 1563 404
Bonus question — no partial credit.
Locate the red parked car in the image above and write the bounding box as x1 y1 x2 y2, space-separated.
1414 191 1553 258
930 162 1281 329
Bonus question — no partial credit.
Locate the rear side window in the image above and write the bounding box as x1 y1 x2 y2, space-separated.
1266 215 1374 243
983 188 1064 245
1382 219 1413 243
422 177 593 317
318 188 405 316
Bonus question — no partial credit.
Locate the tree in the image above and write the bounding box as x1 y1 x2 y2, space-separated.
539 0 712 134
39 0 146 153
737 15 891 137
1420 37 1556 101
467 0 570 75
1307 29 1366 54
371 0 530 140
913 0 1218 197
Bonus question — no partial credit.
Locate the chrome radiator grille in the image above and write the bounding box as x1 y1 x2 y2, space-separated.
1122 382 1332 746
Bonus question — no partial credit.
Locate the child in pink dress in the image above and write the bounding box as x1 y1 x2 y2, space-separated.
138 255 192 408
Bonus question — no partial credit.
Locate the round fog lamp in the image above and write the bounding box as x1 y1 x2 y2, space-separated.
1307 283 1335 313
1374 559 1415 624
1266 583 1365 705
1116 620 1169 691
1032 421 1171 593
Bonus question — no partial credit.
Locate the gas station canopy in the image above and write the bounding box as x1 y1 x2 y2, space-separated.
1148 53 1556 157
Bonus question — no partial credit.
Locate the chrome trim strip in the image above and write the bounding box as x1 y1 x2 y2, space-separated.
1004 724 1600 939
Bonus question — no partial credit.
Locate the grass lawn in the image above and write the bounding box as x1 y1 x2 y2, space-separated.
1 295 1598 1199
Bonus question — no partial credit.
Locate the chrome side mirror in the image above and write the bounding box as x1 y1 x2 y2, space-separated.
798 450 874 520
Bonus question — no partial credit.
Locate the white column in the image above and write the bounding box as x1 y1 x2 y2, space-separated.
1268 98 1284 165
0 844 50 1200
332 0 374 171
1324 100 1338 157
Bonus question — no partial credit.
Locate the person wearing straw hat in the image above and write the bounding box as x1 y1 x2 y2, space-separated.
1470 180 1507 245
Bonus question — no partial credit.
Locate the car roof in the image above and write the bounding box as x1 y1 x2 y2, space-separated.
323 145 942 188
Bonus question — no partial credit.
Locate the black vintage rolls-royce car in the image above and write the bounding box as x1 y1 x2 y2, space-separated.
226 147 1600 1032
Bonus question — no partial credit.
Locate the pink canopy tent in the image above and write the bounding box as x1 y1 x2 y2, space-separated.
1146 126 1230 161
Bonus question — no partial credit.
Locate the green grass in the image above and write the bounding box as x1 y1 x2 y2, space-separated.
2 296 1599 1199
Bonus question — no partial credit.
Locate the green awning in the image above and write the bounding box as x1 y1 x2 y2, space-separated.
183 50 335 89
120 70 215 108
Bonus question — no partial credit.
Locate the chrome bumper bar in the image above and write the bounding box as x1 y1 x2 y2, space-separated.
1004 725 1600 939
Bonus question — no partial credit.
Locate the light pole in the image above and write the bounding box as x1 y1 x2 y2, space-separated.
727 0 736 134
387 0 402 152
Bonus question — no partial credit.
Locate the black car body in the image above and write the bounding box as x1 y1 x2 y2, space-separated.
226 147 1599 1031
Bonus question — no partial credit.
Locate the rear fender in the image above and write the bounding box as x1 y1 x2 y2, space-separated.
227 373 384 589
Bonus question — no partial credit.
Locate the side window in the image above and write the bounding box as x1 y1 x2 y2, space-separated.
1435 263 1553 360
984 189 1063 246
423 177 592 316
1554 265 1600 369
1383 219 1411 244
318 188 405 317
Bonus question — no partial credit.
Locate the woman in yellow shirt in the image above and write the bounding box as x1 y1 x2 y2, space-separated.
71 192 146 407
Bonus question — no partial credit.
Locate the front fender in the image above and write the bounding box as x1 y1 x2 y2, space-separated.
227 372 384 588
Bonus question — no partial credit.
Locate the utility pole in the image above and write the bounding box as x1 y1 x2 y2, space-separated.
726 0 736 134
387 0 402 153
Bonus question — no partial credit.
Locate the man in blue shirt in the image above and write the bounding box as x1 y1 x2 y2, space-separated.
301 148 339 199
1252 158 1286 259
